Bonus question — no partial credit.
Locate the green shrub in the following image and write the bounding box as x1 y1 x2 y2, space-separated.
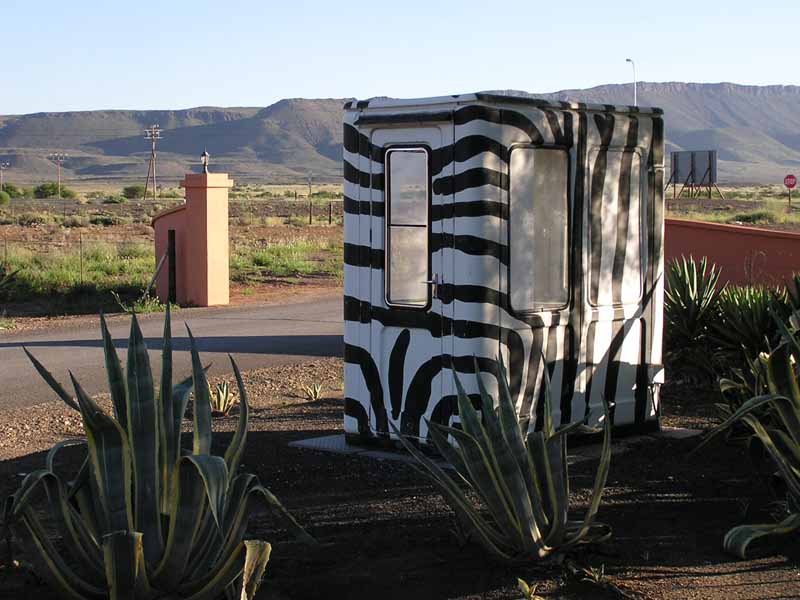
2 311 313 598
1 182 23 198
395 357 612 562
33 182 76 199
16 211 53 226
103 196 127 204
118 241 152 260
122 184 146 199
730 210 775 225
158 188 183 199
62 215 88 228
90 213 131 226
0 190 9 206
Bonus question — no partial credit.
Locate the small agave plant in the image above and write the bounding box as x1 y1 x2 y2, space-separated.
210 381 238 417
2 308 313 599
394 357 612 563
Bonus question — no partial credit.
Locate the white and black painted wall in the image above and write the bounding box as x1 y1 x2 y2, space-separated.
342 93 665 444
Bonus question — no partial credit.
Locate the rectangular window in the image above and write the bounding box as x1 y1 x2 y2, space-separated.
509 147 569 312
386 148 429 307
588 149 642 306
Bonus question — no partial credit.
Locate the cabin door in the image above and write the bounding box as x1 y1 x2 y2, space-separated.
369 124 454 440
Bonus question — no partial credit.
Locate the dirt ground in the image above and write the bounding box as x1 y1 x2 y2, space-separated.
1 356 799 599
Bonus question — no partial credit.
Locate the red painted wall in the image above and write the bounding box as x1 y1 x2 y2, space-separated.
152 205 188 304
665 218 800 287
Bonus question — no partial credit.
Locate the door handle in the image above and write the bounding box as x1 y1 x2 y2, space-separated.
423 276 440 300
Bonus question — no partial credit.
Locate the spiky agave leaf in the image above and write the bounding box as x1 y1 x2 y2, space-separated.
395 357 612 563
10 313 313 599
125 313 163 563
697 311 800 558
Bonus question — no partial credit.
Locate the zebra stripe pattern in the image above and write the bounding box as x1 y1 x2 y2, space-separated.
342 93 665 443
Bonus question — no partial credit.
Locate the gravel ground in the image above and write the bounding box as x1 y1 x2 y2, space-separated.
1 361 799 600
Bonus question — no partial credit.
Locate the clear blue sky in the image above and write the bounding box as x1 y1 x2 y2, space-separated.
3 0 798 114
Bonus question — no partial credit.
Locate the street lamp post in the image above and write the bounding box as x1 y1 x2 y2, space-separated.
626 58 637 106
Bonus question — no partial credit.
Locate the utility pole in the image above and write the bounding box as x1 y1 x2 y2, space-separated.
144 124 162 201
48 153 68 198
0 162 9 191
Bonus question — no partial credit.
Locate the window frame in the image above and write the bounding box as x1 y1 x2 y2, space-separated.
506 144 572 316
384 145 432 310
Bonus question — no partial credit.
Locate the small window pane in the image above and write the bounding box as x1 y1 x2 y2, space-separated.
388 150 428 226
510 148 569 312
388 227 427 306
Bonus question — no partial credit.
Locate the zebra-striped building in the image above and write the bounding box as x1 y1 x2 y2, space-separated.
343 92 665 443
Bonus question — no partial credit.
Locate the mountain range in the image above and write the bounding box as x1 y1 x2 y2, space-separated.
1 82 799 186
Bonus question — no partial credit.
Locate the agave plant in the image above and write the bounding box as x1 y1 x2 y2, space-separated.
664 256 725 381
664 255 724 345
210 381 238 417
2 308 313 599
393 357 612 563
711 285 784 366
300 383 323 402
697 311 800 558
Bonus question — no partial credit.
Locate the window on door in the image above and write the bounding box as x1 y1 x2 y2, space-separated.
509 147 570 313
587 148 643 306
385 148 429 308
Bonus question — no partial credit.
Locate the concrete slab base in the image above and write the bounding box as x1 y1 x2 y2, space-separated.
288 427 702 466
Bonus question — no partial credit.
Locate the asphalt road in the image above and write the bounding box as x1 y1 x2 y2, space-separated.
0 293 342 410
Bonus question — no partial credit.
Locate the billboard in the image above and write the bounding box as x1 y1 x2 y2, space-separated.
671 150 718 184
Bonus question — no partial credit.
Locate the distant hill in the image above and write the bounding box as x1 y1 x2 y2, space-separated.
1 83 799 186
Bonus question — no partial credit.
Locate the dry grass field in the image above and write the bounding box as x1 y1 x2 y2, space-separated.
666 184 800 231
0 184 344 324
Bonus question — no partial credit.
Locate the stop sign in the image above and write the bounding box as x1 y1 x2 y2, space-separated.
786 174 798 189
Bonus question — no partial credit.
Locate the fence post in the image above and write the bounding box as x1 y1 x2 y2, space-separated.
79 232 83 286
328 202 333 225
308 200 312 225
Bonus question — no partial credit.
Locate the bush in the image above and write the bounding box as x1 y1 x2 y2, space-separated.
33 182 76 199
2 312 313 598
103 195 127 204
117 241 151 259
122 184 146 199
0 190 9 206
16 211 53 226
61 215 88 228
1 182 23 198
89 213 131 226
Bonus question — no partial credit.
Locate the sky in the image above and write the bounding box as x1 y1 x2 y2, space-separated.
2 0 799 114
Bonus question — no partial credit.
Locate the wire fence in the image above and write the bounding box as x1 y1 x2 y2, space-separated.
1 234 155 287
0 197 345 227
